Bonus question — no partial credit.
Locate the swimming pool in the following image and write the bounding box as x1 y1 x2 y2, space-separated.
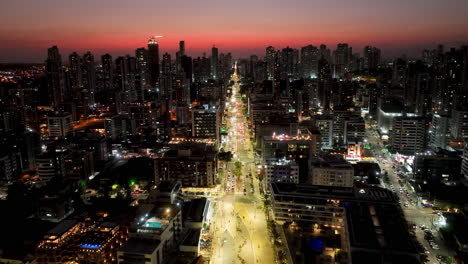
146 221 163 228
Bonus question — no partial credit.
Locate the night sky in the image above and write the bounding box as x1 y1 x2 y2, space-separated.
1 0 468 62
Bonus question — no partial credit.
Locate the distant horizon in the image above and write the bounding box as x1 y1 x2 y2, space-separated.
2 0 468 63
1 39 467 64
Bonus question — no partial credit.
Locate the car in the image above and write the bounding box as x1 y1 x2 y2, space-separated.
424 234 433 239
404 203 409 207
423 247 430 254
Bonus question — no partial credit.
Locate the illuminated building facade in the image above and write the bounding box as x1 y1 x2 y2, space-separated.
314 115 334 149
191 105 220 143
36 220 123 264
430 114 449 150
309 154 354 187
346 141 363 161
264 158 299 184
261 129 319 161
118 202 182 264
47 112 72 139
391 116 426 154
269 183 349 227
154 146 217 187
450 109 468 141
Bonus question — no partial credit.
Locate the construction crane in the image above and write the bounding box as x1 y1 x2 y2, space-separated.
148 35 163 44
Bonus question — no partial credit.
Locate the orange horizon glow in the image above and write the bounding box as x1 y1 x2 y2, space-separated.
1 0 468 62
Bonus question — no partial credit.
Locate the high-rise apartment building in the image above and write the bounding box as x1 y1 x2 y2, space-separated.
300 45 319 78
211 46 218 79
148 37 160 86
101 53 114 91
82 51 96 105
391 116 426 154
47 112 72 138
363 46 381 71
68 52 83 91
191 105 220 143
46 46 65 107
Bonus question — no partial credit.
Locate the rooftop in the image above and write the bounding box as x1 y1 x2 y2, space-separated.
346 202 419 262
271 183 397 204
131 202 180 234
182 198 208 223
181 228 201 247
311 155 353 169
46 219 78 237
119 238 161 254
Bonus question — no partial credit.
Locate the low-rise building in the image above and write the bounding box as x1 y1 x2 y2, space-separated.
118 202 182 264
261 128 320 161
269 183 397 228
309 155 354 187
264 158 299 184
270 183 420 264
36 220 124 264
154 145 217 187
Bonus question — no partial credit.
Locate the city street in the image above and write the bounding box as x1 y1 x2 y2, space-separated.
365 124 454 264
209 63 274 264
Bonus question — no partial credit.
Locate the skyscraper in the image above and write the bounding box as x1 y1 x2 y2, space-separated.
161 53 172 99
82 52 96 105
148 37 160 87
46 46 65 107
211 46 218 79
101 54 114 91
319 44 331 62
249 55 258 80
115 55 138 111
68 52 82 91
300 45 319 78
135 48 149 88
318 57 332 110
265 46 275 80
181 55 193 81
363 46 381 71
430 114 449 151
193 55 211 83
162 53 172 75
333 43 352 78
280 47 299 80
179 41 185 56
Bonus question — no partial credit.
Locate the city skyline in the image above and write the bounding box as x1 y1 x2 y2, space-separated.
2 1 468 264
1 0 468 62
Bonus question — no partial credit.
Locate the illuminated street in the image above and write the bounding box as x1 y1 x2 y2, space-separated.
365 125 454 263
209 63 274 264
